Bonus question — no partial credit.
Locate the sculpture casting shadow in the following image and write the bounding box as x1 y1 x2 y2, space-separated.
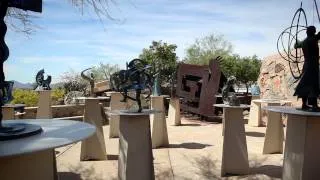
110 58 153 112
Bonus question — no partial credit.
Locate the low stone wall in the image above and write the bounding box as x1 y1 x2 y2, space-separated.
23 104 85 119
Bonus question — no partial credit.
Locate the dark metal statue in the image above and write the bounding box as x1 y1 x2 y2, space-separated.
0 0 43 140
222 76 240 106
35 69 51 90
294 26 320 111
81 68 95 97
110 58 153 112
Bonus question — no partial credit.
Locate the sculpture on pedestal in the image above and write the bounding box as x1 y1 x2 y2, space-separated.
222 76 240 106
110 58 153 112
0 0 43 140
81 68 95 97
35 69 51 90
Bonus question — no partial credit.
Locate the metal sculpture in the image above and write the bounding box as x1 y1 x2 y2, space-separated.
277 1 320 111
222 76 240 106
35 69 51 90
81 68 95 97
110 58 153 113
0 0 43 140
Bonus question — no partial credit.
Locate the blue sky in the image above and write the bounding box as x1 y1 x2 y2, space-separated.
4 0 319 83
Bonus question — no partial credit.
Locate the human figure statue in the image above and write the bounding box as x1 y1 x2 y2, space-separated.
35 69 52 90
294 26 320 111
222 76 240 106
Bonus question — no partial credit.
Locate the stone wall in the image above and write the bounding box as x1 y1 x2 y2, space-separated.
22 104 85 119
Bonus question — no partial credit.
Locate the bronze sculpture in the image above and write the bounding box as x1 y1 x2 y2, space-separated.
81 68 95 97
35 69 52 90
110 58 153 112
222 76 240 106
294 26 320 111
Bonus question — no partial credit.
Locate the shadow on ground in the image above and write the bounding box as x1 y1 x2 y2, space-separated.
59 164 117 180
178 123 201 126
245 131 265 137
169 142 212 149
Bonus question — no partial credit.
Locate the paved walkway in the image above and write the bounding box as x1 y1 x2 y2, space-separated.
56 114 283 180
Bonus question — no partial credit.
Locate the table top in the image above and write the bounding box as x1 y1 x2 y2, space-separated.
110 109 161 116
252 99 292 103
73 96 110 100
0 119 96 158
264 106 320 117
2 104 25 108
213 104 250 109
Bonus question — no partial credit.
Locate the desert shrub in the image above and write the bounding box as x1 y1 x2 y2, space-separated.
51 88 66 105
11 89 39 106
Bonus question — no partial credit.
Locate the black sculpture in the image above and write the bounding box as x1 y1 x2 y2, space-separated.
0 0 43 140
222 76 240 106
110 58 153 112
35 69 51 90
294 26 320 111
81 68 95 97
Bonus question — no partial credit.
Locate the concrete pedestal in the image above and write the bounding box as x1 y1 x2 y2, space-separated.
150 96 169 148
36 90 52 119
81 98 107 160
248 99 281 127
265 106 320 180
109 92 127 138
214 104 249 176
2 106 15 120
0 120 95 180
168 97 181 126
263 107 284 154
117 110 155 180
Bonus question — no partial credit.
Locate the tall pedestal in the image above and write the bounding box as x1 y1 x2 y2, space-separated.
118 111 155 180
263 110 284 154
248 100 262 127
0 149 57 180
150 96 169 148
109 92 127 138
168 97 181 126
36 90 52 119
81 98 107 160
214 104 249 176
2 106 15 120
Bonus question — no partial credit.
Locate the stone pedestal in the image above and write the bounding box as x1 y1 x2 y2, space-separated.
214 104 249 176
265 106 320 180
81 98 107 160
263 107 284 154
109 92 127 138
117 110 155 180
36 90 52 119
248 99 281 127
168 97 181 126
2 106 15 120
150 96 169 148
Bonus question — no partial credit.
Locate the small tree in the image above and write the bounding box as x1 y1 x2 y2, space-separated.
139 41 178 86
90 62 120 81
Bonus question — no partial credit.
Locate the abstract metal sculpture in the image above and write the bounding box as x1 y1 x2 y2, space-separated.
110 58 153 112
222 76 240 106
35 69 51 90
0 0 43 140
81 68 95 97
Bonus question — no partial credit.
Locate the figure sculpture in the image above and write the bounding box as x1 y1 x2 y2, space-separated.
294 26 320 111
110 58 153 112
81 68 95 97
222 76 240 106
35 69 51 90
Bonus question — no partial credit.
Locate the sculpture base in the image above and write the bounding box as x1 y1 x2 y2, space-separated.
0 123 42 141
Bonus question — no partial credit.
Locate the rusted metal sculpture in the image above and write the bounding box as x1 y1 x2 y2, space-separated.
35 69 51 90
110 58 153 112
0 0 43 140
222 76 240 106
176 57 224 118
81 68 95 97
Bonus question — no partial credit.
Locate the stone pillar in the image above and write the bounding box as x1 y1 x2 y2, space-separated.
150 96 169 148
81 98 107 160
118 112 154 180
36 90 52 119
168 97 181 126
109 92 127 138
263 110 284 154
248 100 262 127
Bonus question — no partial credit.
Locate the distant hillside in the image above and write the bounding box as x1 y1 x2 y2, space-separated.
12 80 33 89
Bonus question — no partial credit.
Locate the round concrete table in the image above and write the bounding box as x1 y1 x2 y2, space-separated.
213 104 250 176
265 106 320 180
111 109 156 180
0 119 96 180
248 99 291 127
